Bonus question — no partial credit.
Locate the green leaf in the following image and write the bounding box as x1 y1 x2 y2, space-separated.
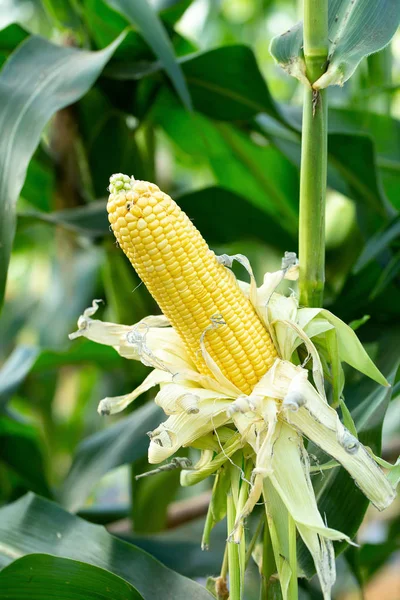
270 0 400 89
132 466 181 533
320 310 388 386
103 244 153 332
18 183 298 253
0 24 28 69
178 187 295 250
77 503 130 525
0 33 125 308
0 493 212 600
110 45 283 122
372 456 400 488
34 247 102 350
33 339 124 372
311 107 400 211
328 108 400 163
353 215 400 274
0 554 143 599
358 541 398 582
202 466 230 549
332 260 400 321
0 417 51 497
154 92 299 233
18 202 109 237
370 252 400 301
339 399 358 439
82 0 149 60
181 45 282 121
19 184 298 251
0 345 39 408
328 133 387 216
105 0 191 109
349 315 370 331
298 329 400 577
153 0 193 25
317 0 400 89
256 115 389 215
83 0 192 58
41 0 83 31
85 113 144 198
269 21 306 85
127 518 226 578
59 401 163 512
20 150 55 212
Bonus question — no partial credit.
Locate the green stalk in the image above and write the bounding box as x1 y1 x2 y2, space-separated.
245 515 264 569
299 0 329 307
287 513 298 600
227 491 241 600
221 544 229 580
234 460 252 544
259 517 276 600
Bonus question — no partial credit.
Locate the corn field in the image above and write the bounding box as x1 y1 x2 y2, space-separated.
0 1 399 599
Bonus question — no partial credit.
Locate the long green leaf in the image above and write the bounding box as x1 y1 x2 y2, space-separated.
153 92 299 233
0 345 38 407
0 416 51 497
105 0 191 109
256 115 388 215
178 187 295 249
270 0 400 89
18 186 296 251
178 45 281 121
108 44 283 122
353 215 400 273
0 493 212 600
18 203 110 237
59 401 162 512
0 554 143 599
33 339 125 371
127 518 226 578
327 107 400 211
0 32 125 308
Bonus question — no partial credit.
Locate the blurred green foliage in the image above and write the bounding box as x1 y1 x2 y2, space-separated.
0 0 399 598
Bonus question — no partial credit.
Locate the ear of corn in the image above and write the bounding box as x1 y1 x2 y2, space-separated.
107 173 277 394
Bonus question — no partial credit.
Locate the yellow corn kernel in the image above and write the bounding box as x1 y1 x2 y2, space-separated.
107 174 277 394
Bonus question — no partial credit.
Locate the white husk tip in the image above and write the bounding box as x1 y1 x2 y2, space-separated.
97 394 132 416
281 251 299 278
69 299 103 339
283 378 396 511
226 395 252 416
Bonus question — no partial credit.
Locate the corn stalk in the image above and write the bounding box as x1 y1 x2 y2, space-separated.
298 0 329 308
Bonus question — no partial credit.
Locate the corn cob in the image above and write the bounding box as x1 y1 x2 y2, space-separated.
107 174 277 394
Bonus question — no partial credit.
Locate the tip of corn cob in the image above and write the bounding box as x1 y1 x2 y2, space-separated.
107 174 171 250
108 173 134 195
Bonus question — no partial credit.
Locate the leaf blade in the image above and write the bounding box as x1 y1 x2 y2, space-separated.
105 0 191 109
0 554 144 600
0 33 125 307
59 401 163 512
0 493 212 600
270 0 400 89
0 345 39 407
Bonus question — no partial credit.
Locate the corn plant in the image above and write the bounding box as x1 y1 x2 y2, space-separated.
0 1 399 599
